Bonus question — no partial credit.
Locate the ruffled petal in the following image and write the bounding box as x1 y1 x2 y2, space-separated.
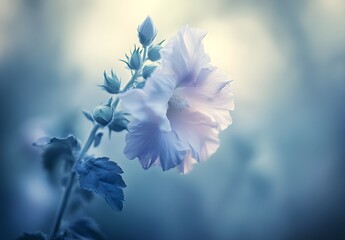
161 25 210 86
120 73 176 132
168 109 220 167
121 25 234 173
124 120 188 171
177 151 198 174
175 66 234 130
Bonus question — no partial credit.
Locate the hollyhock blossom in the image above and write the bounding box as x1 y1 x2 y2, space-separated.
121 26 234 173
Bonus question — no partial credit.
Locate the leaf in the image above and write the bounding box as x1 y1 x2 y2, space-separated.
16 232 47 240
60 217 105 240
82 110 94 123
33 136 81 176
93 132 103 148
75 157 126 211
32 137 51 147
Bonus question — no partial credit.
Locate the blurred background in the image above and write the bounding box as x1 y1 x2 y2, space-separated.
1 0 345 239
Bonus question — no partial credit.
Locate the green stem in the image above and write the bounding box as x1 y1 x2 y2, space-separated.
49 44 148 240
80 124 100 158
123 70 139 91
49 124 100 240
122 46 147 92
142 46 147 62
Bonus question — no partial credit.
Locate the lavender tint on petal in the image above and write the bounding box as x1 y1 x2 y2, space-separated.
121 25 234 173
124 121 187 171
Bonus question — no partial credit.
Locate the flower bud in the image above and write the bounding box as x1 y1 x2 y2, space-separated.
137 16 157 47
148 44 162 61
142 65 157 79
99 70 121 94
129 47 142 70
93 104 113 126
108 112 129 132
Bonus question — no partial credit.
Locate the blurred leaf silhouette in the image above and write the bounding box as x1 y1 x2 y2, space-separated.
58 217 105 240
33 136 81 183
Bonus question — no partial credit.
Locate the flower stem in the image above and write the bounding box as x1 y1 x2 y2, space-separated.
122 46 147 92
142 46 147 62
123 70 139 91
49 124 100 240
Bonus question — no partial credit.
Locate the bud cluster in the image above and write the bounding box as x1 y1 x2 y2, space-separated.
84 16 162 136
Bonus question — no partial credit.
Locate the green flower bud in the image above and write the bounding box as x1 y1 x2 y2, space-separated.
93 104 113 126
138 16 157 47
142 65 157 79
129 47 143 70
148 44 162 61
108 112 129 132
99 70 121 94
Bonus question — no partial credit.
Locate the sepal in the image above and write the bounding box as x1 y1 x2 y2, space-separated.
148 40 164 61
120 46 143 70
142 65 157 79
99 70 121 94
82 110 94 123
108 111 129 134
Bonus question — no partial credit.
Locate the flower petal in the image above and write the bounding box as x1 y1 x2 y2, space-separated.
176 67 234 130
161 25 210 86
120 73 176 132
124 120 188 171
168 109 220 166
177 151 198 174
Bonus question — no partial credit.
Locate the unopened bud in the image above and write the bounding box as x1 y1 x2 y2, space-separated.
129 47 142 70
148 44 162 61
99 70 121 94
138 16 157 47
142 65 157 79
93 104 113 126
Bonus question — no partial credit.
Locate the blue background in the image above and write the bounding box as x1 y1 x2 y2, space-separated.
0 0 345 239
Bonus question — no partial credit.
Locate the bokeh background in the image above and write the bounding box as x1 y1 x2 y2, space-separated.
1 0 345 239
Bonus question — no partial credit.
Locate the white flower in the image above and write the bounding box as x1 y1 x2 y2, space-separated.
121 26 234 173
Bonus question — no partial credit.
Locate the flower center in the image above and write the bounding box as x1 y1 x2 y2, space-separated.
168 95 190 111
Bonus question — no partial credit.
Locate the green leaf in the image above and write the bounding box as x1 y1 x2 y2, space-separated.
75 157 126 211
